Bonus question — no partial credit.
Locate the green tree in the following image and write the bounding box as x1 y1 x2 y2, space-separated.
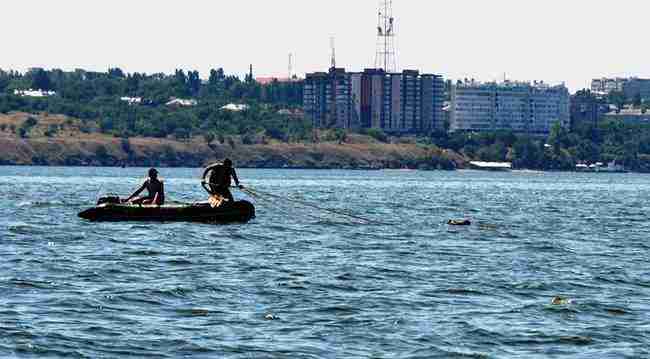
108 67 125 78
187 70 201 96
575 140 599 163
0 70 10 93
173 127 191 141
24 116 38 128
364 128 388 143
203 132 215 144
45 124 58 137
95 145 109 160
608 91 626 111
548 121 570 154
207 68 225 96
120 137 132 153
29 68 52 90
512 137 542 169
477 142 507 162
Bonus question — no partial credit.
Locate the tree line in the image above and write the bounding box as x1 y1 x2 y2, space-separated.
3 68 650 171
0 67 308 142
429 120 650 172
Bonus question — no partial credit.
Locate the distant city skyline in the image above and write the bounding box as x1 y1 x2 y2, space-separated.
2 0 649 92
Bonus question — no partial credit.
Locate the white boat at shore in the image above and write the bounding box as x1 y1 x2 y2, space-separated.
469 161 512 171
576 161 628 173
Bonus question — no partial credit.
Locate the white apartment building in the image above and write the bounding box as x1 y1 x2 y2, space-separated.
591 77 626 95
450 80 570 135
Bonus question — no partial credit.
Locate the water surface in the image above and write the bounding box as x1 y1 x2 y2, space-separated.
1 167 649 358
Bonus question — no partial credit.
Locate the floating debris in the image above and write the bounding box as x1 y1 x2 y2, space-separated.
605 308 628 315
558 336 592 345
189 309 210 316
447 219 471 226
551 296 572 305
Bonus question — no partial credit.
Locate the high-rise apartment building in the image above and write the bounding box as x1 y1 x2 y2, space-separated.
303 68 352 129
450 80 570 135
421 74 445 132
304 68 444 134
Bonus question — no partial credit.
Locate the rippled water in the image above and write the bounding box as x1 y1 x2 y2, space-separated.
1 166 649 358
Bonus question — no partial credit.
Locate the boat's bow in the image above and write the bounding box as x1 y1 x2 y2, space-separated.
78 206 101 221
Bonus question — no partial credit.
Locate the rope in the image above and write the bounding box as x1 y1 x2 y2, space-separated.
241 187 389 225
242 188 323 222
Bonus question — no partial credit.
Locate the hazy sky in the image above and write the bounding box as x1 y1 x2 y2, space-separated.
2 0 648 91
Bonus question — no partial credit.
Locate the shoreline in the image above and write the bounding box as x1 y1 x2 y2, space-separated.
1 112 645 173
0 164 643 174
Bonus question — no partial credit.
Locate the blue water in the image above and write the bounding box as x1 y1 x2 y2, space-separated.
1 166 649 358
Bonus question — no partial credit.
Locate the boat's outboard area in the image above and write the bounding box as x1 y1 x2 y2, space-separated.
97 196 120 206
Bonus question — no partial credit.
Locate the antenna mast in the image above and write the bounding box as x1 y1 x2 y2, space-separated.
374 0 397 72
288 53 293 81
330 36 336 69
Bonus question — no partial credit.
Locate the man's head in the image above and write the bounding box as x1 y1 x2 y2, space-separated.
224 158 233 168
148 168 158 179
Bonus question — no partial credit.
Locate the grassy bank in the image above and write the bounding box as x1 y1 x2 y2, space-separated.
0 112 465 169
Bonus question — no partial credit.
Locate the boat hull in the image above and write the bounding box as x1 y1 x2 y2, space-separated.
78 201 255 223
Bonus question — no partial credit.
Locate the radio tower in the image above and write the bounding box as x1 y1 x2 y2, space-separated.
374 0 397 72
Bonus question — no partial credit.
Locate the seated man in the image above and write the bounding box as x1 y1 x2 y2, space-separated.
204 158 242 204
124 168 165 205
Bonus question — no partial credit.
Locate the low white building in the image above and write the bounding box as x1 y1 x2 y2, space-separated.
13 89 56 97
221 103 249 112
450 80 570 135
165 98 198 107
120 96 142 105
591 77 626 94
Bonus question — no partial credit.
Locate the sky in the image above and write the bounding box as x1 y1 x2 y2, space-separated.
1 0 648 92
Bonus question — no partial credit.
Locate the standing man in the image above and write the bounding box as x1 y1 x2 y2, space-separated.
202 159 243 204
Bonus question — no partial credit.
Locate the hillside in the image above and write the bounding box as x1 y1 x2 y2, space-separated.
0 112 464 169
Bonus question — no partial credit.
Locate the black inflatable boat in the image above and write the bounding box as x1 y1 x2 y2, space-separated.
78 197 255 223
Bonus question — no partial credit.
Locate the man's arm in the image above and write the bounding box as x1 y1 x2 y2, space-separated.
153 182 165 205
124 182 146 203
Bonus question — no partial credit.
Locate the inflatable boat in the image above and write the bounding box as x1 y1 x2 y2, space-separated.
78 197 255 223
